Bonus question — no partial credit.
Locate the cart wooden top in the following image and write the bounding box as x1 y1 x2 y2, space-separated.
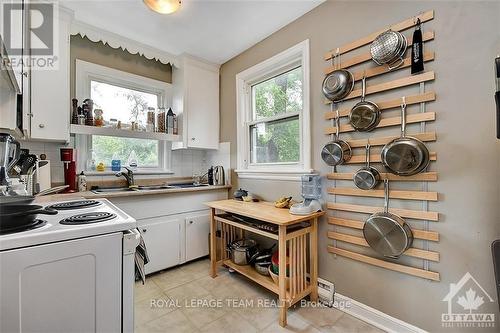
205 199 325 226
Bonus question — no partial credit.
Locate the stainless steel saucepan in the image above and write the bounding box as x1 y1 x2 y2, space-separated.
363 179 413 258
322 107 352 166
353 143 380 190
380 97 430 176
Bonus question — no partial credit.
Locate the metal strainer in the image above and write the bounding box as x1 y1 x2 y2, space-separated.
370 30 407 70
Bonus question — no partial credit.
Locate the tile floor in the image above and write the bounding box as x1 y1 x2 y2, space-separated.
135 258 385 333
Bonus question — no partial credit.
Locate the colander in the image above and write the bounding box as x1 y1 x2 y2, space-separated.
370 30 407 70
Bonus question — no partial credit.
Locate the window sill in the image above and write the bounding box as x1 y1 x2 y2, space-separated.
235 169 315 181
84 169 174 176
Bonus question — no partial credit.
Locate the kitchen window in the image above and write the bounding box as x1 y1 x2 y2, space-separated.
75 60 172 173
235 40 311 180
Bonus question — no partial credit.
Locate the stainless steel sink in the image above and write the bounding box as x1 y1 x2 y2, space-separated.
91 187 137 194
169 183 210 188
137 185 177 191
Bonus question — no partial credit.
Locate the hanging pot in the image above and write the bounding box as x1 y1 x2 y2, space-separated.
353 143 380 190
349 75 381 131
321 107 352 166
380 97 430 176
322 53 354 102
363 179 413 258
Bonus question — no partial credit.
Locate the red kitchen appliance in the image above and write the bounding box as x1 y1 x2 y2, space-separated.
60 147 77 192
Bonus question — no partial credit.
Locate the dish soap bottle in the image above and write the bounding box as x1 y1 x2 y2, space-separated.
127 150 138 170
111 153 121 172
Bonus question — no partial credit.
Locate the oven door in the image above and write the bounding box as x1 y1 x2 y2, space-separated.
0 232 123 333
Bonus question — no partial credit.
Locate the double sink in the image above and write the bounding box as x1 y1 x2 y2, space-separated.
91 183 209 194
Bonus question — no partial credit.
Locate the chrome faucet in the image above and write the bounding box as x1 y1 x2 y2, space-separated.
116 167 135 187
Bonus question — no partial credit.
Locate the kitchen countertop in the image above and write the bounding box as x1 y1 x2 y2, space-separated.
34 184 232 203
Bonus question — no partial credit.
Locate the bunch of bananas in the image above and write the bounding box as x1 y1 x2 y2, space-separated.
274 196 292 208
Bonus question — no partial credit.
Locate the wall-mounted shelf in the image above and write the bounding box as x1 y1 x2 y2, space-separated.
70 124 180 141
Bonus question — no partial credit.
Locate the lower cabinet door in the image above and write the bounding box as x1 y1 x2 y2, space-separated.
140 218 181 274
185 213 210 262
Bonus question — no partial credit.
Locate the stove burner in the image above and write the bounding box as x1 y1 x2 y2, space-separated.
0 219 47 235
47 200 101 211
60 212 116 225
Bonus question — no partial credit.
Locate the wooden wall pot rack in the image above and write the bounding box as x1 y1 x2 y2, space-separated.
324 10 440 281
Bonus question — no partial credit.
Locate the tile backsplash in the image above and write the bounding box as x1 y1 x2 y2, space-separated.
20 140 231 185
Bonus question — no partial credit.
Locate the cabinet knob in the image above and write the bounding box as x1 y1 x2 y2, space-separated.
191 137 195 141
21 72 28 77
142 228 147 233
189 221 194 224
38 124 45 128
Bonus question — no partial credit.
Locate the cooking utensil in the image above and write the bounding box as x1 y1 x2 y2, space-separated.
226 239 258 265
20 154 37 175
0 204 58 230
370 30 407 70
321 107 352 166
363 179 413 258
381 97 430 176
353 143 380 190
322 52 354 102
0 195 35 206
411 18 424 74
349 75 381 131
35 185 70 197
255 261 272 276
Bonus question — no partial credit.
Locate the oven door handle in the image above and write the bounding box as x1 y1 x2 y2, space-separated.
123 229 140 255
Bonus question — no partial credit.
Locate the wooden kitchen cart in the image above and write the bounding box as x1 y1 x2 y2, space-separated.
205 199 325 327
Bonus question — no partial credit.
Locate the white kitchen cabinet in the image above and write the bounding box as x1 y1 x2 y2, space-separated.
185 213 210 262
139 217 182 275
28 8 71 142
172 56 220 150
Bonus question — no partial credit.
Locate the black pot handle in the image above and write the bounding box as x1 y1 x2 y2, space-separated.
31 207 58 215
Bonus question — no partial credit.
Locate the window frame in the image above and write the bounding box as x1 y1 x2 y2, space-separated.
75 60 173 174
235 40 312 181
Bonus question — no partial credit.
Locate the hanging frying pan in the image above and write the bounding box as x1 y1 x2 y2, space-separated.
380 97 430 176
363 179 413 258
321 107 352 166
349 75 381 131
353 143 380 190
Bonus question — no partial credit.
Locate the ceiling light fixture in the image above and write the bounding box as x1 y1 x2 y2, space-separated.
143 0 181 14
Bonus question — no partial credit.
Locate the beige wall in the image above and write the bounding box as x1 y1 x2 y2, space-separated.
69 35 172 99
220 1 500 331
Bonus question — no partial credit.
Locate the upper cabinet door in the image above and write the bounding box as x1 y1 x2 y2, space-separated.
29 9 70 142
172 57 220 150
185 64 219 150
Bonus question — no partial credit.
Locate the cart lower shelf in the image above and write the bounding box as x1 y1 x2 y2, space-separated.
223 259 311 304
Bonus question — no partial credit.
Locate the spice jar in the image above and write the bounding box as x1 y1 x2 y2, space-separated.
146 107 156 132
156 107 166 133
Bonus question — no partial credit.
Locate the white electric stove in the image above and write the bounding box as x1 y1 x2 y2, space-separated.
0 198 139 333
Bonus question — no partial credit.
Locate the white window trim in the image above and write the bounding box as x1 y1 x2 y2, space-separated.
74 60 173 173
235 39 312 181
